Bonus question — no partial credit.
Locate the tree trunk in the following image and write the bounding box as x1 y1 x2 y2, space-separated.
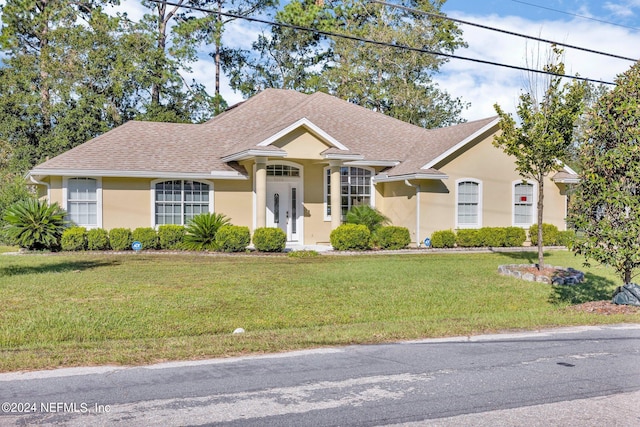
38 0 51 133
152 2 168 107
624 267 632 285
215 1 222 98
537 178 544 270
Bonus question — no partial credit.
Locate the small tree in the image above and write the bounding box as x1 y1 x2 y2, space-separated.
569 62 640 284
494 48 585 269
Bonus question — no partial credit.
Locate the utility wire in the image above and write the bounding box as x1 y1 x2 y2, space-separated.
149 0 616 85
370 0 638 62
510 0 640 32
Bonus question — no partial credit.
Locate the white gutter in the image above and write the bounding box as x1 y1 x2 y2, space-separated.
374 172 448 183
28 169 248 180
404 180 421 247
28 174 51 201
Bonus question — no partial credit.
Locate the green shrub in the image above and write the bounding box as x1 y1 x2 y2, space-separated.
61 227 87 251
557 229 576 248
505 227 526 247
109 228 132 251
87 228 109 250
184 212 230 251
252 227 287 252
330 223 370 251
158 225 185 250
2 199 67 250
430 230 456 248
377 226 411 250
288 250 319 258
345 205 390 233
529 223 559 246
132 227 159 250
0 173 34 244
456 229 481 247
476 227 504 247
216 225 251 252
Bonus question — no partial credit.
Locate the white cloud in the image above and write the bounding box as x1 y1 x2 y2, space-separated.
604 2 635 17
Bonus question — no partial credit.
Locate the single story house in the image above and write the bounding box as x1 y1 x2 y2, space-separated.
28 89 576 246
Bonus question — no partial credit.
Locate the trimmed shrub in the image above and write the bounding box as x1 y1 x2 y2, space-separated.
504 227 527 247
430 230 456 248
158 225 185 250
61 227 87 251
456 229 481 247
478 227 507 247
557 230 576 248
87 228 109 251
184 212 230 251
377 226 411 250
132 227 159 250
330 223 370 251
529 223 559 246
2 199 67 250
216 225 251 252
252 227 287 252
109 228 132 251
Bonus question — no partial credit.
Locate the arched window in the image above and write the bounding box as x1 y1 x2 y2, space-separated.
325 166 373 220
513 181 535 226
456 179 482 228
154 180 212 225
65 177 101 227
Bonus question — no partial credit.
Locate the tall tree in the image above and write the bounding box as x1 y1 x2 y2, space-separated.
569 62 640 284
223 0 468 128
0 0 134 172
493 48 585 269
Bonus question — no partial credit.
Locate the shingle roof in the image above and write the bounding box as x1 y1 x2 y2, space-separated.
31 89 500 179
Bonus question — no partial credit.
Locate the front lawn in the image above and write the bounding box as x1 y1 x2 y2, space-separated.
1 250 637 372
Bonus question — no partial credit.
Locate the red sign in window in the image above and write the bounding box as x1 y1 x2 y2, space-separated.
520 196 528 202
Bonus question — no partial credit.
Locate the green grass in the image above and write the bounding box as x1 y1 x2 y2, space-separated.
0 245 18 253
0 250 637 372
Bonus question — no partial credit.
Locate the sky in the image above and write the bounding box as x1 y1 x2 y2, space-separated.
37 0 640 122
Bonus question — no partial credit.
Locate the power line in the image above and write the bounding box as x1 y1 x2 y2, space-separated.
370 0 638 62
510 0 640 32
148 0 616 86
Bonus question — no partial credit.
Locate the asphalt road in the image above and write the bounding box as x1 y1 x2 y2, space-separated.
1 324 639 426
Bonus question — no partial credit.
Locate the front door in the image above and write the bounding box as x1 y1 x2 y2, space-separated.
266 182 300 242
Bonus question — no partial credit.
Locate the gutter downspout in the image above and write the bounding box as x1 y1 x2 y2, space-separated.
28 174 50 202
405 180 421 247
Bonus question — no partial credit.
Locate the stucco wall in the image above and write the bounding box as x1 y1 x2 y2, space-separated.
377 181 418 243
102 178 150 229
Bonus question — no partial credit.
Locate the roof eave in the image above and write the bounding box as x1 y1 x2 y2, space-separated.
220 149 287 162
374 173 449 183
28 169 248 180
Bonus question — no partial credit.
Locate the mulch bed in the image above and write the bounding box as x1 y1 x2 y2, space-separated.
568 300 640 315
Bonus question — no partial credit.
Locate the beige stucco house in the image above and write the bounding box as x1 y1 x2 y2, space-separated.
28 89 577 246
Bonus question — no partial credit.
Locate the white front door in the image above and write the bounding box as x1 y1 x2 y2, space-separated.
266 182 300 242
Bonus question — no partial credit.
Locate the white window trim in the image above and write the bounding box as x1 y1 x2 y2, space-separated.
62 177 103 229
455 178 482 229
150 179 214 227
323 165 375 222
512 180 537 227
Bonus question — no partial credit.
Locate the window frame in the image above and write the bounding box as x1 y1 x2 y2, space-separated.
323 166 375 222
150 179 214 227
512 180 537 227
455 178 482 229
62 177 102 228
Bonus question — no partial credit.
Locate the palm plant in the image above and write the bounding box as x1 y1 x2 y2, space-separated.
2 199 67 250
345 205 390 233
183 212 231 251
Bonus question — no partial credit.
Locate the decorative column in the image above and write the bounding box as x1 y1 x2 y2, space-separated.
255 157 267 228
330 160 342 230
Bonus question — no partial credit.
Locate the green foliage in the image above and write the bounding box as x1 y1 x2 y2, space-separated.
215 225 251 253
529 223 559 246
184 213 231 251
252 227 287 252
109 228 132 251
288 250 319 258
132 227 159 250
494 47 586 267
345 205 390 233
430 230 456 248
569 62 640 283
477 227 505 247
2 199 67 250
557 230 576 248
456 229 481 248
158 225 185 250
61 227 87 251
0 173 34 243
377 226 411 250
505 227 527 247
87 228 109 251
330 223 371 251
224 0 467 128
